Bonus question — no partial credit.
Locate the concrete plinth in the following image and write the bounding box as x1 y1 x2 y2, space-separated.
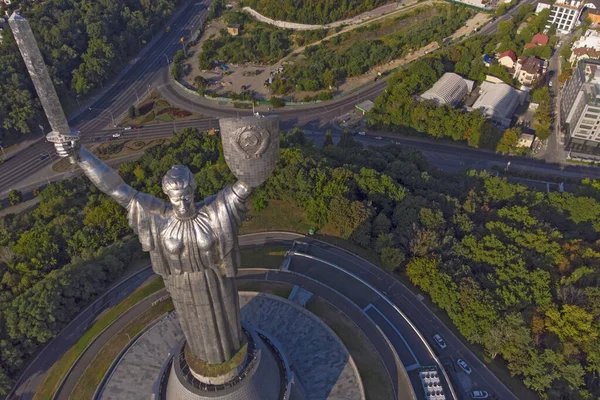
164 329 282 400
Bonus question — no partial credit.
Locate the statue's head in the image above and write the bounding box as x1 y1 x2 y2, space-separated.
162 165 197 219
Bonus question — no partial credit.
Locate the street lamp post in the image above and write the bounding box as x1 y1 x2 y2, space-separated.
89 107 116 127
164 53 170 67
0 142 6 160
137 34 143 51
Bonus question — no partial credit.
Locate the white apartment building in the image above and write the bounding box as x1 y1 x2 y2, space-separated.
546 0 600 33
563 60 600 143
546 0 584 34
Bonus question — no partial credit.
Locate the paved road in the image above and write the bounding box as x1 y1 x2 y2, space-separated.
11 232 523 400
5 0 597 198
8 269 157 400
53 268 412 400
292 240 520 400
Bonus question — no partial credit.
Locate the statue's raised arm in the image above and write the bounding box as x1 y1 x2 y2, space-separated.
56 141 137 208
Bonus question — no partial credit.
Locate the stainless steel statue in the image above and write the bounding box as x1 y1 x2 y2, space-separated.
10 10 280 365
57 116 279 365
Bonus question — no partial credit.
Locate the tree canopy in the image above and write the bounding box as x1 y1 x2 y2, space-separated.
0 0 180 140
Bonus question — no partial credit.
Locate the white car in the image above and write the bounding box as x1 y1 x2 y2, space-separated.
358 131 366 136
112 133 121 138
433 334 447 349
457 359 472 374
471 390 489 399
375 136 383 140
123 126 132 131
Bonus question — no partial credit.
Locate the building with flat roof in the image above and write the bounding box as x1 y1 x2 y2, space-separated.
471 81 526 127
420 73 474 106
545 0 600 33
517 133 535 147
569 30 600 64
561 60 600 158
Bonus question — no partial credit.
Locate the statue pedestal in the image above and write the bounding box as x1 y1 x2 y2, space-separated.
164 328 283 400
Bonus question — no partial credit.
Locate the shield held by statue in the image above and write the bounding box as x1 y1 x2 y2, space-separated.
219 115 280 188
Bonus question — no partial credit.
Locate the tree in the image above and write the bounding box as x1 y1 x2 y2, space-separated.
0 369 11 397
496 127 521 154
8 189 23 206
323 129 333 148
270 97 285 108
380 247 405 271
194 75 208 94
545 305 598 349
128 105 137 119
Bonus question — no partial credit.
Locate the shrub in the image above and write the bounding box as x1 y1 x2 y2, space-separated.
270 97 286 108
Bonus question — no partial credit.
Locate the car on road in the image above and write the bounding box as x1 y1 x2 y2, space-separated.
135 125 142 130
457 359 472 374
375 136 383 140
112 133 121 138
123 126 132 131
358 131 366 136
471 390 489 398
433 333 447 349
38 154 48 161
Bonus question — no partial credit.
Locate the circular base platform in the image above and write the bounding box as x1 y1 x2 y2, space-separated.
164 328 283 400
98 292 364 400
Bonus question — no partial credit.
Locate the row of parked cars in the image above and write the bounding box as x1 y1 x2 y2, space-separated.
432 333 490 399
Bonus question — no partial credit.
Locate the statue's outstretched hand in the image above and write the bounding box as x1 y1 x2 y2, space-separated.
54 140 81 163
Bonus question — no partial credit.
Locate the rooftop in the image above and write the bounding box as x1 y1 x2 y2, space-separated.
518 56 544 74
498 50 517 62
421 72 474 106
531 33 549 45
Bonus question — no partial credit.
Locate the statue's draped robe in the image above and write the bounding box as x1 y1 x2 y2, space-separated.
127 185 247 364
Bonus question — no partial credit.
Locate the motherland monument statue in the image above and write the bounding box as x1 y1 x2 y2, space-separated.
9 11 280 369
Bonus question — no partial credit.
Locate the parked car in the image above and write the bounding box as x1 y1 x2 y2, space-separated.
112 133 121 138
457 359 472 375
358 131 366 136
123 126 132 131
135 125 142 130
471 390 489 399
433 334 447 349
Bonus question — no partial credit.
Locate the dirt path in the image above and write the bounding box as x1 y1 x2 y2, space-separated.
180 5 489 101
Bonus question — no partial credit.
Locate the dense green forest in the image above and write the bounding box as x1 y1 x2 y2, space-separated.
274 6 473 94
0 0 179 140
1 128 599 399
241 0 391 24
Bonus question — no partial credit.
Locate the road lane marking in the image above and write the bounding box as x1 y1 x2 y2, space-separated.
364 304 420 368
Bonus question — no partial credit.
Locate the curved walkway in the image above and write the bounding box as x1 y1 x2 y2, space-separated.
242 1 408 31
55 270 408 400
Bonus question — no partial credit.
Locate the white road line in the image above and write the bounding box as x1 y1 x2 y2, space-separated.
364 304 420 368
290 251 459 400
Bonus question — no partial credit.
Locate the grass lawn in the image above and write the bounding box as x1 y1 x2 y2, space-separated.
239 246 289 269
240 200 310 234
237 281 293 299
33 277 165 400
71 300 174 400
306 298 395 400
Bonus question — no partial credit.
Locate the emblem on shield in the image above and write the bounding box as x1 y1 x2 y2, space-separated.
219 115 280 187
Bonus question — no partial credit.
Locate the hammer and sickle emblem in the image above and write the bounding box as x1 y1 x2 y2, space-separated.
235 126 270 159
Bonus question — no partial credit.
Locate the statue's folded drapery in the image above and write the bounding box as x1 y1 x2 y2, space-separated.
126 185 248 363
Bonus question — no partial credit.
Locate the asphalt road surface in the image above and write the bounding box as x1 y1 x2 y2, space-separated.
3 0 598 198
293 240 520 400
10 232 523 400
